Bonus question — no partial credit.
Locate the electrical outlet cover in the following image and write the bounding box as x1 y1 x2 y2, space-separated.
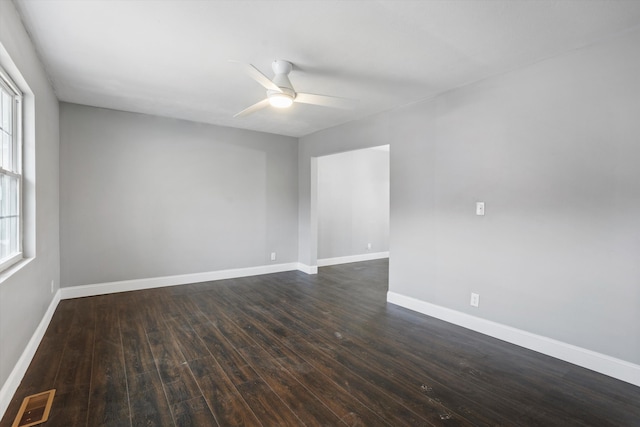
470 293 480 307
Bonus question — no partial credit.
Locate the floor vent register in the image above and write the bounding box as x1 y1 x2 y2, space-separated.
11 389 55 427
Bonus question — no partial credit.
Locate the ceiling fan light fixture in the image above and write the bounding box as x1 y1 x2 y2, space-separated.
233 59 351 117
268 92 294 108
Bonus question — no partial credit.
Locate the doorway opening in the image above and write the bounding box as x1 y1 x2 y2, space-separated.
312 145 390 269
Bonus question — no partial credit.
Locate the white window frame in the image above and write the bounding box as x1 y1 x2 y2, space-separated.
0 66 23 272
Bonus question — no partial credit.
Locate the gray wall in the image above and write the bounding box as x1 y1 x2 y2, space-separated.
299 28 640 364
0 0 60 396
317 148 389 259
60 103 298 287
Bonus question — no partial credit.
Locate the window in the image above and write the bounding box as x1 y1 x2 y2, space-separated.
0 67 22 271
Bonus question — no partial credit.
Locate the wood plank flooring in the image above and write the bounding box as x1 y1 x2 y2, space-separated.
2 259 639 426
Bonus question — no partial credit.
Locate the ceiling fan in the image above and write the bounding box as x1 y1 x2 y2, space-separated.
231 59 353 117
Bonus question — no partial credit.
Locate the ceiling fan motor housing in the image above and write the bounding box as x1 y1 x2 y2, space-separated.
271 60 294 91
272 59 292 75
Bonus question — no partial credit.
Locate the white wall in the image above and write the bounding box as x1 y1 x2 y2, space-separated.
0 0 60 410
300 28 640 373
317 148 389 260
60 103 298 287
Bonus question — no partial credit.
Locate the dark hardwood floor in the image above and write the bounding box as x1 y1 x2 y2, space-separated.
2 259 639 426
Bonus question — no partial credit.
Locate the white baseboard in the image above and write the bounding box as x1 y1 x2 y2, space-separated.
387 291 640 388
296 263 318 275
61 262 304 299
0 290 61 420
317 251 389 267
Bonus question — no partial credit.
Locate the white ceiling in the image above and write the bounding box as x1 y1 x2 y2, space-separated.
13 0 640 137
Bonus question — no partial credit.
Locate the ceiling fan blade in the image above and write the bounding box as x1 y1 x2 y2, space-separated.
229 60 282 92
294 92 354 109
234 98 270 118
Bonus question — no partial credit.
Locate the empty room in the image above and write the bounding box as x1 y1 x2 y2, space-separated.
1 0 639 426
